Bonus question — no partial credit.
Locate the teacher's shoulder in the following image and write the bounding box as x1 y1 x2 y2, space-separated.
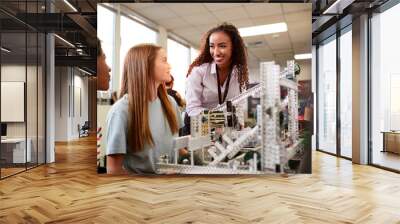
189 62 210 77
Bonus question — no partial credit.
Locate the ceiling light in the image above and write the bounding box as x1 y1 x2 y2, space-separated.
63 0 78 12
54 34 75 48
272 34 280 39
239 23 287 37
78 67 92 76
1 47 11 53
294 53 312 60
323 0 354 15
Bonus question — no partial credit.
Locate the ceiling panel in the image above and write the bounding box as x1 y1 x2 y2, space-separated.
184 13 218 26
137 5 177 21
212 6 250 21
284 10 311 22
287 20 311 30
173 27 200 38
158 17 190 30
249 48 274 60
287 20 311 45
244 3 282 18
292 42 311 54
265 33 291 51
228 19 254 28
122 3 311 65
195 23 220 36
243 35 266 43
166 3 209 16
123 3 157 10
289 32 311 44
282 3 312 13
183 33 204 48
272 49 294 56
250 14 285 26
203 3 243 11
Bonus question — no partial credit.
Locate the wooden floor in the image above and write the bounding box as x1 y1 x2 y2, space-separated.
1 136 400 223
373 150 400 171
1 164 45 178
1 167 26 178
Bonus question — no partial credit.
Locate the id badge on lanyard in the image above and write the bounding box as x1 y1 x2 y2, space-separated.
216 65 232 105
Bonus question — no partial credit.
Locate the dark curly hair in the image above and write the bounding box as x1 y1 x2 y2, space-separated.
187 22 249 91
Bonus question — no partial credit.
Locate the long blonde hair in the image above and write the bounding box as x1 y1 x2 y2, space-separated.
120 44 178 153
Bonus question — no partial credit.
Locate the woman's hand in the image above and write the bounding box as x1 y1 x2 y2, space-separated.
106 154 128 175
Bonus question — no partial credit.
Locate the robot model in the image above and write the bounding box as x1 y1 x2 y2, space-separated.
157 61 302 174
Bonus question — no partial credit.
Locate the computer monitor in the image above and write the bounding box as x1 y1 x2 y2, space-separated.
1 123 7 137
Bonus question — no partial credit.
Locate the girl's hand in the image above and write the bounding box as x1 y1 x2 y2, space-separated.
179 148 189 156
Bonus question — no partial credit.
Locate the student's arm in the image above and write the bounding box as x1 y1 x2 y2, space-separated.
105 109 128 174
185 67 206 116
169 96 189 156
106 154 127 175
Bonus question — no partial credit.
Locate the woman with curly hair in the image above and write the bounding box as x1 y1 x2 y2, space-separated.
185 22 249 116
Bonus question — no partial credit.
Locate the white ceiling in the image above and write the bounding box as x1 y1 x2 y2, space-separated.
122 3 311 64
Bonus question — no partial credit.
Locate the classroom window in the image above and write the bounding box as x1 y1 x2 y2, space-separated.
190 47 199 63
167 38 190 97
120 15 157 74
370 3 400 171
97 5 115 91
317 36 337 155
339 28 352 158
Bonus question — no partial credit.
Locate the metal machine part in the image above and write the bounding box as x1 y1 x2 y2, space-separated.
157 61 301 174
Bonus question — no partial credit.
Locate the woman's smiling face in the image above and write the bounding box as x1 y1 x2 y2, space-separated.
209 31 232 68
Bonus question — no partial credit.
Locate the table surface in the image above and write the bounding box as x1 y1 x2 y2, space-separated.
381 131 400 134
1 138 28 143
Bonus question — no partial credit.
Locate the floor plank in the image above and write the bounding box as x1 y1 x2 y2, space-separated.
0 136 399 223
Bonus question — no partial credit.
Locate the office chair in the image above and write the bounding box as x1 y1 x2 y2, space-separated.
79 121 90 138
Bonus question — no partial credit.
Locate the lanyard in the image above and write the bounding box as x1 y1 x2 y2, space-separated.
216 65 232 105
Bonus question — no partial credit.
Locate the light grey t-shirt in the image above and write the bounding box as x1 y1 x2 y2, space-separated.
106 94 183 174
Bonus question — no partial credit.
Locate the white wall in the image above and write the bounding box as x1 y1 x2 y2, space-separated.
296 60 311 81
1 64 45 163
1 65 26 147
248 53 261 83
55 67 68 141
54 67 89 141
72 74 89 138
1 65 37 137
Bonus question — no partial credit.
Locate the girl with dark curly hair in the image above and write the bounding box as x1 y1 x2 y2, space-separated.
185 22 249 116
